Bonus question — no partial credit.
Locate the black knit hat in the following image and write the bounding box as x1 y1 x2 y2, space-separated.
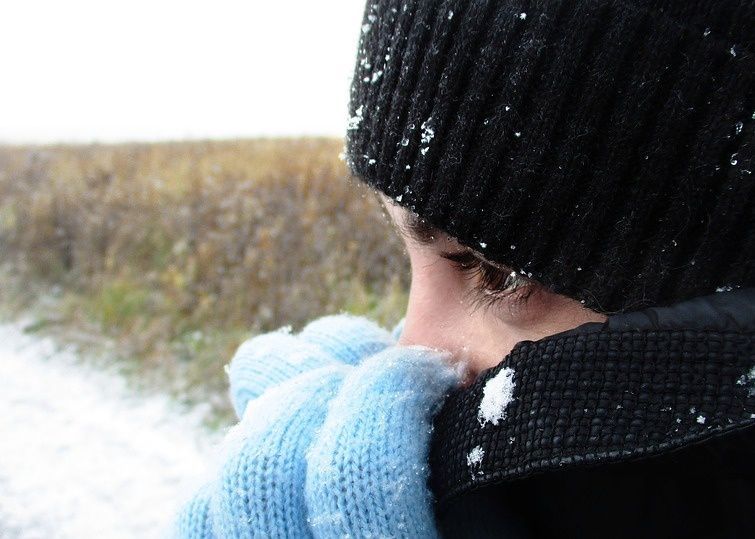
345 0 754 314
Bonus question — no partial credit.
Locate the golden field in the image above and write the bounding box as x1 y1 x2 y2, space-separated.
0 138 409 425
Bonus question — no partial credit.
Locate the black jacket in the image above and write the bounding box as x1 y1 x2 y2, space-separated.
429 288 755 539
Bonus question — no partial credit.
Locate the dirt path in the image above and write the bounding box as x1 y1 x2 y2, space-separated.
0 319 219 538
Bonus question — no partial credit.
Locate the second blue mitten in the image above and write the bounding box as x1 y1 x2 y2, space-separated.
228 314 396 418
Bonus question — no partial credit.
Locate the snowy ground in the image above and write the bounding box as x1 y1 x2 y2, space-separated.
0 318 221 538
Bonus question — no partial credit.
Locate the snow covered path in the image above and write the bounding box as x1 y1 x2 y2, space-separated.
0 318 220 539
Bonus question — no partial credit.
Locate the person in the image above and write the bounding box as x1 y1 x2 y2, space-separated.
348 1 754 537
174 1 753 537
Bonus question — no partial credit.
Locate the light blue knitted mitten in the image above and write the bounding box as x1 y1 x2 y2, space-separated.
304 345 458 537
173 314 461 538
228 314 396 418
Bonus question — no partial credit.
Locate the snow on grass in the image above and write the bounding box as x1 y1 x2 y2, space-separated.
0 318 217 538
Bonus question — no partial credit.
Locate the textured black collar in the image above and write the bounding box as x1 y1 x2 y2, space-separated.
429 289 755 514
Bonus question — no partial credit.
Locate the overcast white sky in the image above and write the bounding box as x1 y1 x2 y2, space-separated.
0 0 366 143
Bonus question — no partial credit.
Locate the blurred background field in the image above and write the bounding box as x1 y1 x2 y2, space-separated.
0 138 410 426
0 2 407 533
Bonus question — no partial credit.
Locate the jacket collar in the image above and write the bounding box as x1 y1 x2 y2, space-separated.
429 288 755 513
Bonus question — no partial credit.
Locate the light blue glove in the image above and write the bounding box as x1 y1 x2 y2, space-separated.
173 314 462 538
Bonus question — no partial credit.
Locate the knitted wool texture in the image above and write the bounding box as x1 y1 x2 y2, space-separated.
173 314 461 538
345 0 754 314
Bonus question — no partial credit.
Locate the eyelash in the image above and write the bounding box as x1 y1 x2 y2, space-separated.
440 250 536 313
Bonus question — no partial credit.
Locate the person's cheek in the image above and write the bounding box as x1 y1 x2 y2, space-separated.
399 250 465 346
397 249 512 379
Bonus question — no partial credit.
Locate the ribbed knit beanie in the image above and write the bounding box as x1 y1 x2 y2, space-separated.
345 0 754 314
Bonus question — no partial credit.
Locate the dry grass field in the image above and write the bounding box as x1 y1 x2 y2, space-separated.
0 138 409 425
